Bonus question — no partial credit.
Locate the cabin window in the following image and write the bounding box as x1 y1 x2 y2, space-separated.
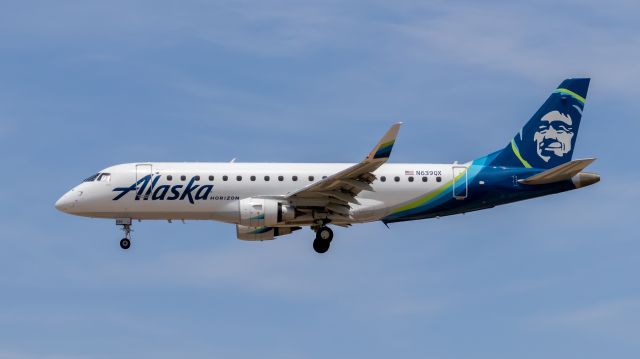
436 176 442 182
97 173 111 182
264 175 270 181
194 175 200 181
422 176 428 182
209 175 214 181
322 176 327 179
223 175 228 181
292 176 298 181
394 176 400 182
308 176 314 181
250 176 256 181
380 176 386 182
180 175 186 181
83 174 99 182
167 175 173 181
236 176 242 181
278 176 284 181
408 176 414 182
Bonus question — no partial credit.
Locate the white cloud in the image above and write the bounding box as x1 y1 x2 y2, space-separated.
391 2 640 94
0 351 91 359
530 297 640 342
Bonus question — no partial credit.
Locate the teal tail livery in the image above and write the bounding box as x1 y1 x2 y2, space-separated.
489 78 589 169
55 78 600 254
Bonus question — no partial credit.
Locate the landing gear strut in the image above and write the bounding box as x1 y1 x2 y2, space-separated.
117 218 133 250
312 226 333 254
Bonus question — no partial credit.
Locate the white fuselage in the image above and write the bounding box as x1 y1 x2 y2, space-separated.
55 162 456 224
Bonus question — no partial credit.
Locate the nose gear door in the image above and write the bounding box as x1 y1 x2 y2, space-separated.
135 164 153 200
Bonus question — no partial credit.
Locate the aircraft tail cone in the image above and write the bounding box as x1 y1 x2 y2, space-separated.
571 172 600 188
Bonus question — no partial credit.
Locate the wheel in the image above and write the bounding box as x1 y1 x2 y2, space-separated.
120 238 131 250
317 226 333 242
312 226 333 253
313 237 331 254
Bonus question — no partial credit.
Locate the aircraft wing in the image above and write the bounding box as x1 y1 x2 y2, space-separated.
285 123 402 223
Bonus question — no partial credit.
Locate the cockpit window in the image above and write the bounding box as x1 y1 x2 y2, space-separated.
97 173 111 182
83 174 99 182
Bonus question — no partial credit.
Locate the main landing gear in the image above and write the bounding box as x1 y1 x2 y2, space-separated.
312 226 333 254
116 218 133 250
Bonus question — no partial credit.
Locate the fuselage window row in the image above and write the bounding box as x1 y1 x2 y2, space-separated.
161 174 322 182
161 174 434 184
379 175 432 183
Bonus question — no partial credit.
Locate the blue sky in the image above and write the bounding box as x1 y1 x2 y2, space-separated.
0 0 638 358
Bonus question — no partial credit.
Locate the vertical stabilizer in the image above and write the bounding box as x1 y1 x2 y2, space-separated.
487 78 590 169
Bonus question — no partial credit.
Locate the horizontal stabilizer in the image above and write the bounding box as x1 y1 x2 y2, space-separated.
519 158 596 185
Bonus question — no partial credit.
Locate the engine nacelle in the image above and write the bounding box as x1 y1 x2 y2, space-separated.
238 197 295 227
236 225 300 241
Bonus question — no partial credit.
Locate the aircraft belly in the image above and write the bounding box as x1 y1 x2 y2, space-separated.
352 189 427 222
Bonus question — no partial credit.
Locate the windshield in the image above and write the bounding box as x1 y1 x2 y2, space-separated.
97 173 111 182
83 173 99 182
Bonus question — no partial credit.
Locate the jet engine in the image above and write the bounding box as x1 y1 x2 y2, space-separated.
238 198 296 227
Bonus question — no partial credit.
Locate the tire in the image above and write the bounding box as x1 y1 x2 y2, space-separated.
313 238 330 254
120 238 131 250
317 226 333 242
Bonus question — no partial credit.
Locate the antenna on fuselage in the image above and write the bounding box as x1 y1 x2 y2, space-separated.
230 158 237 163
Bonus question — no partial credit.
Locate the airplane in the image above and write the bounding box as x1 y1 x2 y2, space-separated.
55 78 600 253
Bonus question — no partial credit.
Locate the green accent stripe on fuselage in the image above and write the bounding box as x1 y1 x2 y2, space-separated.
391 168 467 214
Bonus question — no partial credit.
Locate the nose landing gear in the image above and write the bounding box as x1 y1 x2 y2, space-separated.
312 226 333 254
116 218 133 250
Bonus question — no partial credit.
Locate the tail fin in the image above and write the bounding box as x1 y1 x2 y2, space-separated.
487 78 590 169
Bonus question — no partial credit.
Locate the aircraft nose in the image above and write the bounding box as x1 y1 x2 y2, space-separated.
55 189 81 213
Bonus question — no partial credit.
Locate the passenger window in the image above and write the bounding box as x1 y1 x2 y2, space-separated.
436 176 442 182
292 176 298 181
394 176 400 182
236 176 242 181
264 176 270 181
180 175 186 181
97 173 111 182
209 175 214 181
422 176 428 182
408 176 414 182
194 175 200 181
380 176 386 182
83 174 99 182
167 175 173 181
250 176 256 181
322 176 327 179
278 176 284 181
223 175 228 181
308 176 314 181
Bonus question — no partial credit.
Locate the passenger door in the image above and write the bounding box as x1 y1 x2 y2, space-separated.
135 164 153 200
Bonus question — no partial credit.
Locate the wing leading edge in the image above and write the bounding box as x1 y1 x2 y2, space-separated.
285 123 402 223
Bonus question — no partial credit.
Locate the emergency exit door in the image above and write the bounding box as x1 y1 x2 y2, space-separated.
452 166 468 200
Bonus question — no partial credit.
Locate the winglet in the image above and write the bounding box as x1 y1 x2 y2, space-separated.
366 122 402 161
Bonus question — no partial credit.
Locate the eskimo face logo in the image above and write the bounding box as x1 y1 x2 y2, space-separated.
533 110 575 162
112 175 213 204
